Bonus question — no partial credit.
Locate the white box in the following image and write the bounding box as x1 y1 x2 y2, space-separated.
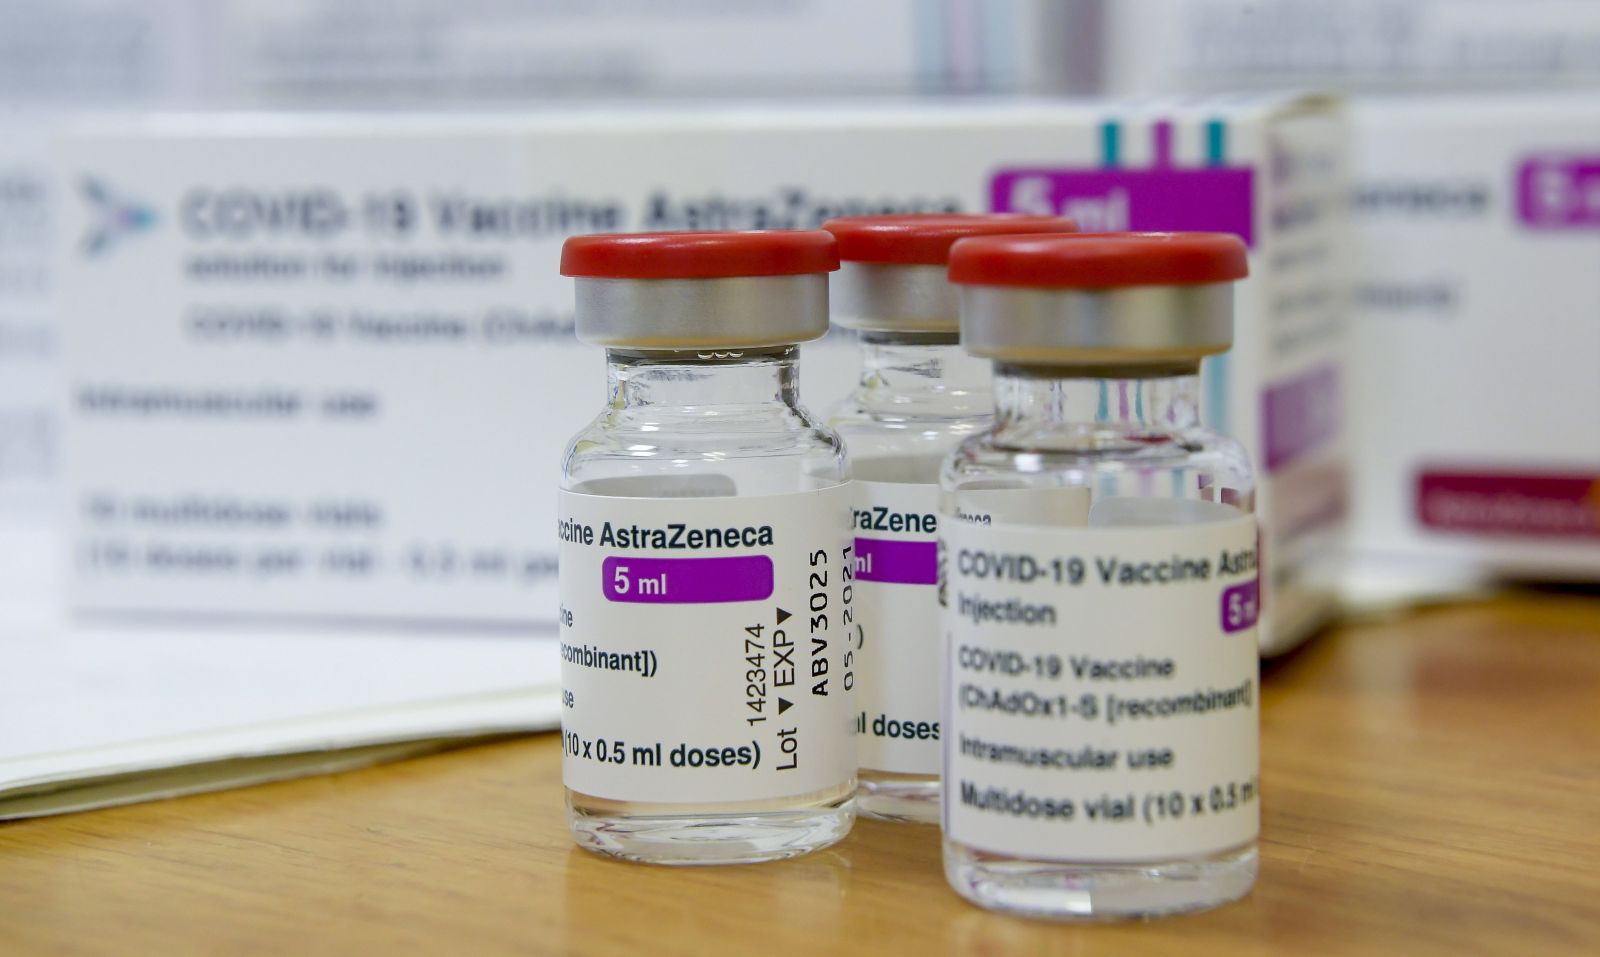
0 113 60 525
1088 0 1600 94
59 96 1347 652
209 0 1061 101
0 0 1068 532
1 0 201 527
1346 93 1600 599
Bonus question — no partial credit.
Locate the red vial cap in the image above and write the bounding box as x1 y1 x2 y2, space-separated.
822 214 1079 265
948 232 1249 288
561 230 839 280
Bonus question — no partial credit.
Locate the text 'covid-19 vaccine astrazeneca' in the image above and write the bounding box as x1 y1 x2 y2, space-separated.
822 214 1078 824
938 232 1261 919
557 230 857 865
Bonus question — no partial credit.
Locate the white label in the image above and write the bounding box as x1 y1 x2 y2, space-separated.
852 480 943 774
558 486 857 803
941 511 1261 862
955 485 1091 527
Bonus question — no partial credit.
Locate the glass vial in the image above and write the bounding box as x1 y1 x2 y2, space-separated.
939 233 1260 918
557 231 856 865
822 214 1078 824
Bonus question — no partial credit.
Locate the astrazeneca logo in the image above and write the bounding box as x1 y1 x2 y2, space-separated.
80 177 157 257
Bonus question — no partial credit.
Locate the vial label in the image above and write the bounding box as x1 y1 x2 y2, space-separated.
558 486 858 804
941 511 1260 862
852 480 942 775
954 486 1091 526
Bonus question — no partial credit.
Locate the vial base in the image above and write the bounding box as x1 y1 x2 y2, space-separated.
944 840 1256 920
858 769 940 824
567 784 855 866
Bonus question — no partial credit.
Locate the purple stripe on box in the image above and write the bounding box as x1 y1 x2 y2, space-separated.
1517 155 1600 229
1417 468 1600 539
601 555 773 604
1220 579 1260 634
989 167 1254 246
1152 120 1174 167
854 537 937 586
1262 364 1341 474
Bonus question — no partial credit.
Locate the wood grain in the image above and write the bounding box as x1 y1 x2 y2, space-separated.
4 594 1599 955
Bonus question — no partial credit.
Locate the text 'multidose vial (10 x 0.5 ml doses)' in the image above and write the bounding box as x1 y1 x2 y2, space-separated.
556 231 857 865
939 233 1260 919
821 214 1078 824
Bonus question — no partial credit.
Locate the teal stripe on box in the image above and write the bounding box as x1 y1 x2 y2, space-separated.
1100 121 1120 166
1204 118 1230 431
1206 119 1227 165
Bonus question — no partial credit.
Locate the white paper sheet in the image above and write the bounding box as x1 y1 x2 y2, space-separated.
0 527 561 817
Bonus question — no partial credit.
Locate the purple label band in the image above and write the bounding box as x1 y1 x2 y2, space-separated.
1417 469 1600 539
601 555 773 604
1262 364 1342 473
990 167 1255 246
1221 579 1261 635
854 537 938 586
1517 155 1600 229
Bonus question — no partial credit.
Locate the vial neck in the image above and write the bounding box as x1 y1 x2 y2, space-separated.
855 332 993 413
606 347 800 410
992 362 1202 434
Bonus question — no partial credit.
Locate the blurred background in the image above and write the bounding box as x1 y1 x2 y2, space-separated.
1 0 1597 817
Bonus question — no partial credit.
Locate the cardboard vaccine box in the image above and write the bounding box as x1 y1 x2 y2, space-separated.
59 96 1347 652
210 0 1067 101
0 114 61 526
0 0 1067 539
1345 93 1600 599
1084 0 1600 94
1 1 200 528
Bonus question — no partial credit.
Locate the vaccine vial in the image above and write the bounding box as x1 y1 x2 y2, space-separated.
939 233 1260 918
822 214 1078 824
557 230 857 865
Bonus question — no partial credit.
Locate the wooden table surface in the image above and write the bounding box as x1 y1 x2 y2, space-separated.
4 594 1599 956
